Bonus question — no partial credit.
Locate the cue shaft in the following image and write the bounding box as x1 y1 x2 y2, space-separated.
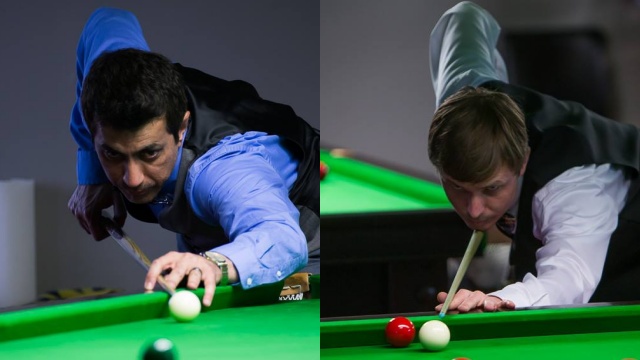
103 217 176 296
439 230 484 318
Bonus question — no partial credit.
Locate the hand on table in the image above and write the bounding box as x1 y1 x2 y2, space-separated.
435 289 516 314
145 251 228 307
68 184 127 240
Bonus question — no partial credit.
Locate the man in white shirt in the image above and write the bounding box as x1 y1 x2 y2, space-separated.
429 1 640 312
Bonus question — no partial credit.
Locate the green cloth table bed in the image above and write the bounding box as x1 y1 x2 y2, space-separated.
0 282 319 359
321 150 471 317
321 303 640 359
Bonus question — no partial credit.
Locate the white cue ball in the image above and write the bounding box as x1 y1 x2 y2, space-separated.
419 320 450 351
168 290 201 322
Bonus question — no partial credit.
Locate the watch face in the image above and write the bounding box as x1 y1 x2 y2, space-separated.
212 253 229 286
208 252 226 264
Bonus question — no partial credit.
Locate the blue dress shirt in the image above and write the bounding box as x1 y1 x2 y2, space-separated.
70 7 308 289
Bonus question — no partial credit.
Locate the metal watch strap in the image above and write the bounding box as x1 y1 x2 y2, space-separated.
200 252 228 286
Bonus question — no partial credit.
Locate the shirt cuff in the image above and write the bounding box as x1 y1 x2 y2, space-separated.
77 149 109 185
489 273 549 308
213 239 305 290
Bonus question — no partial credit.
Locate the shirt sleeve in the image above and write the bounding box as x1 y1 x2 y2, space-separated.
490 164 630 307
430 1 508 108
70 8 150 184
184 137 308 289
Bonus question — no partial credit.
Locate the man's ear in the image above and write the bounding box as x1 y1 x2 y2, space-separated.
519 147 531 176
179 111 190 142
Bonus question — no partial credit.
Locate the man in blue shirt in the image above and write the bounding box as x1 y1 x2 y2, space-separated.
67 8 319 307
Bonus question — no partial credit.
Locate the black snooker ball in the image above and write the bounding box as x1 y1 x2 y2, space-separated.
141 338 177 360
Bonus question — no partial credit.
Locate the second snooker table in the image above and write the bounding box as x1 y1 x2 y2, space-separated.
321 149 471 317
321 303 640 359
0 279 319 359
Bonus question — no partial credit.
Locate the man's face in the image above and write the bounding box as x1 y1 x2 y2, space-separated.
93 115 187 204
440 164 525 232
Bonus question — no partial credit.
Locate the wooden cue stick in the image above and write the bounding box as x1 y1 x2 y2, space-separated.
438 230 484 318
103 217 176 296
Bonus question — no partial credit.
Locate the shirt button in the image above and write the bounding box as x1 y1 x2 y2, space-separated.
276 271 282 277
247 278 253 286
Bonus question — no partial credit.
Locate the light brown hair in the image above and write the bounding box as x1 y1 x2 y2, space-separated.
428 86 528 183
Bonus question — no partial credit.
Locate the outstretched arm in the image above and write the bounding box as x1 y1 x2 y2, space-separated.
490 165 626 307
146 135 307 305
186 136 308 290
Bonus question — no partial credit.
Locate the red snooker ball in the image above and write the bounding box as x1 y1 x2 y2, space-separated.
385 316 416 347
320 161 329 180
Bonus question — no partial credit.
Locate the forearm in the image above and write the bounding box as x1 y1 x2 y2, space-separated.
206 194 308 289
214 222 307 289
490 271 588 308
491 247 604 308
430 1 507 107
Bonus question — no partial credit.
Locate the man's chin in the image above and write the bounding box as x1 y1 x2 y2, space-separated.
122 191 158 204
465 220 493 232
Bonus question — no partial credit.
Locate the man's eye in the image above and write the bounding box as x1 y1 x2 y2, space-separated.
103 149 121 159
485 185 501 194
143 150 160 159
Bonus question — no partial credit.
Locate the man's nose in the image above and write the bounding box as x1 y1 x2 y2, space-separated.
467 194 485 219
123 161 144 188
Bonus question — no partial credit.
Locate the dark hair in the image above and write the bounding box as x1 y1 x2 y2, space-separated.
81 48 187 141
428 86 528 183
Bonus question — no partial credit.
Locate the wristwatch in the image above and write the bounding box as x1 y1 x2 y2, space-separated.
200 251 229 286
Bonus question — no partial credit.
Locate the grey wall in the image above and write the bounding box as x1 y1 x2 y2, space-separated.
321 0 640 179
0 0 318 299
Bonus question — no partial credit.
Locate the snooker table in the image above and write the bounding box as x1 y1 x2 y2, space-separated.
321 149 472 317
321 303 640 359
0 279 319 359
